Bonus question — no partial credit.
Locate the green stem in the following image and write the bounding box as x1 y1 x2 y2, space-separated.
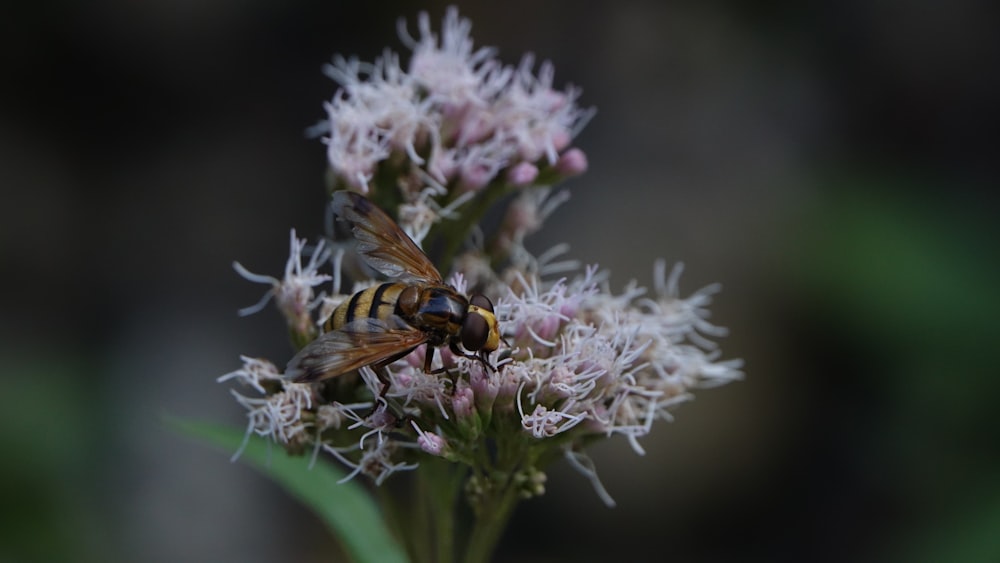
462 434 533 563
428 460 465 563
410 473 433 563
403 458 467 563
429 181 510 276
462 474 522 563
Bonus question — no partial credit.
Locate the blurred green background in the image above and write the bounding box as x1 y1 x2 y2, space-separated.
2 1 997 561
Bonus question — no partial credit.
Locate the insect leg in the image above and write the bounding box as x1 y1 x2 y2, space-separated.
361 364 396 419
421 345 437 373
421 345 459 394
374 365 392 402
446 340 496 373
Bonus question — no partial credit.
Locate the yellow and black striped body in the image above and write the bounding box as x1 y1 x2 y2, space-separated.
327 282 407 331
285 192 501 388
326 282 471 347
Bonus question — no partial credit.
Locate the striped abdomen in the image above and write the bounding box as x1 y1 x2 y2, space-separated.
326 282 410 332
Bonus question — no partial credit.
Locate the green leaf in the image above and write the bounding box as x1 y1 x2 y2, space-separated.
168 417 408 563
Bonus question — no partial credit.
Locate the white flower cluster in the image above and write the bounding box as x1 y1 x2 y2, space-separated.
316 7 593 233
504 261 744 457
222 232 742 495
232 230 331 340
219 7 742 504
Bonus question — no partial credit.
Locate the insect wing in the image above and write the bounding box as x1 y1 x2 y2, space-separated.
285 317 428 383
332 191 443 283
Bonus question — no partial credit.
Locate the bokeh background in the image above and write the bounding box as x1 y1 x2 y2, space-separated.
3 1 998 561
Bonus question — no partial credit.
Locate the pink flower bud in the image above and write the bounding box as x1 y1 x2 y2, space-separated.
459 163 493 191
555 148 588 177
452 384 475 418
418 431 447 456
411 420 448 456
550 128 571 153
506 162 539 187
404 346 426 369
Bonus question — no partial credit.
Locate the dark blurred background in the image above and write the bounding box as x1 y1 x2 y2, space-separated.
3 1 998 561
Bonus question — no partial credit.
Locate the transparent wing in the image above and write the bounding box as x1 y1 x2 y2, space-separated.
332 190 443 283
284 316 428 383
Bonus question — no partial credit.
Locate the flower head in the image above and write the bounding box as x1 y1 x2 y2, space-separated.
223 234 741 498
233 230 330 345
220 7 740 517
313 6 593 240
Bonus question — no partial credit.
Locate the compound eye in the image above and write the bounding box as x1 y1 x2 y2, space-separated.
461 312 489 351
470 294 494 313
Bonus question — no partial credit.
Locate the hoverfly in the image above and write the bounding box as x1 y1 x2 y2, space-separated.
285 191 501 399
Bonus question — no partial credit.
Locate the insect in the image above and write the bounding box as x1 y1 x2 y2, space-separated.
286 191 501 399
